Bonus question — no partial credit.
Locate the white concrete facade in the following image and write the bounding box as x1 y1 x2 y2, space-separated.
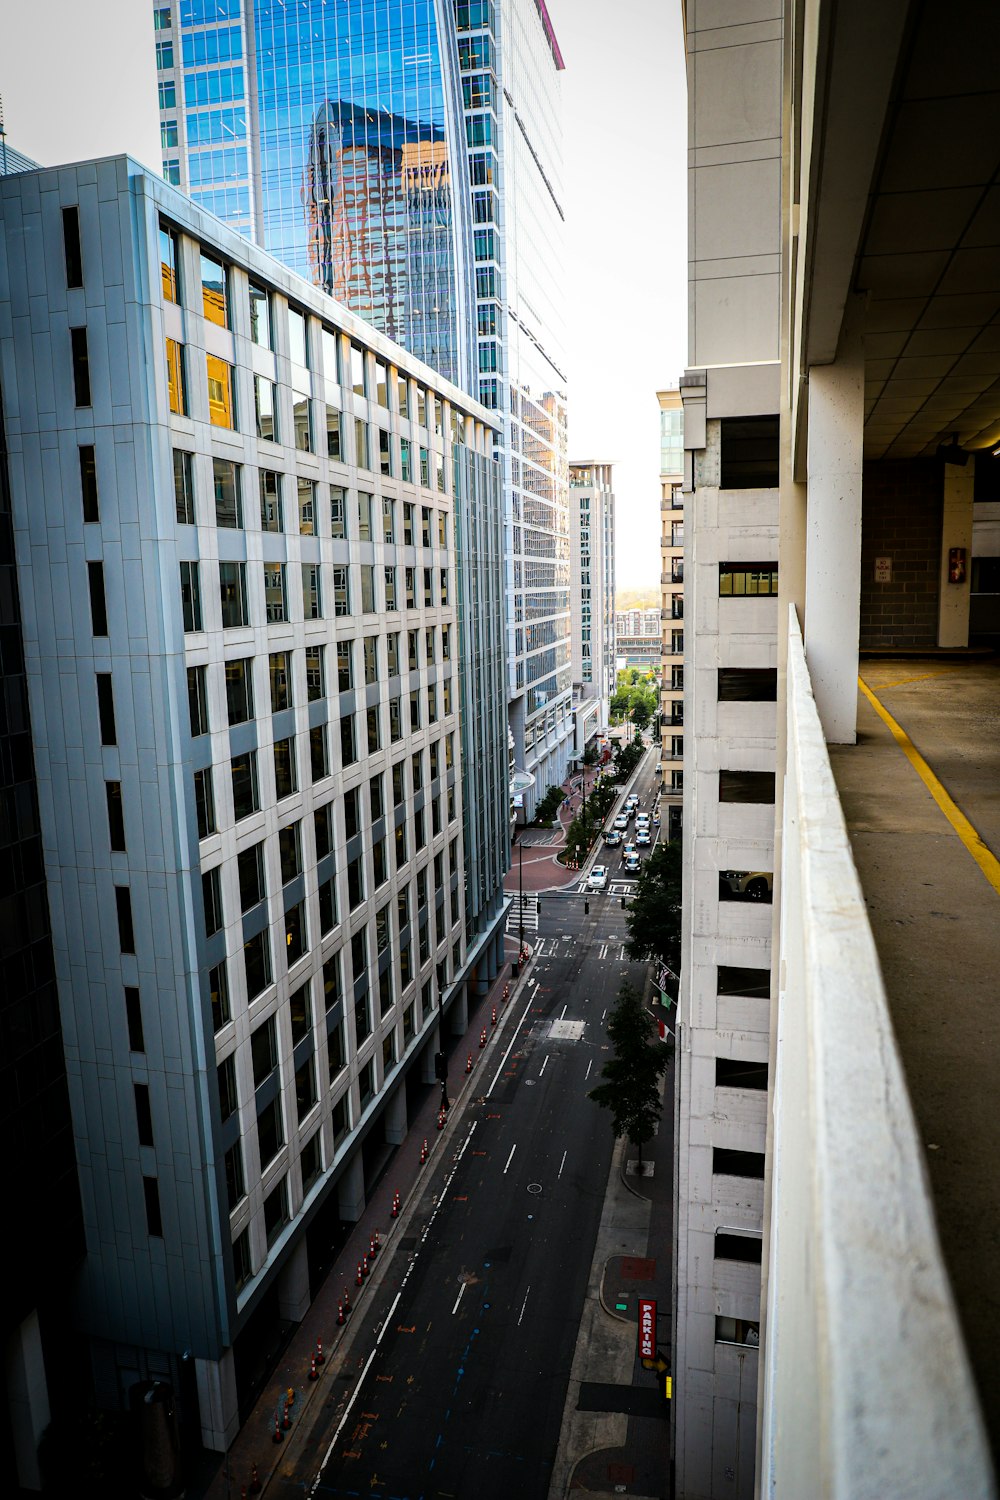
569 461 616 727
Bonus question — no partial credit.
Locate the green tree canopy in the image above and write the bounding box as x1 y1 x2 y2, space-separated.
588 980 672 1165
625 838 682 975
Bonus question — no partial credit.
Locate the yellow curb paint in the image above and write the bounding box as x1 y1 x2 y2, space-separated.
858 676 1000 898
869 668 958 689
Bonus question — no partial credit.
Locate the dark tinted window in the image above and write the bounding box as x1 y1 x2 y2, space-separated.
719 562 779 597
716 1056 768 1089
720 415 779 488
62 206 83 286
719 771 775 804
715 1232 762 1264
713 1148 765 1179
71 327 91 405
718 668 777 702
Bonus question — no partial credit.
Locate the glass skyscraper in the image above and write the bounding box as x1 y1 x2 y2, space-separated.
158 0 573 818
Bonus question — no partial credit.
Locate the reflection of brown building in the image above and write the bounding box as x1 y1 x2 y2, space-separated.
303 103 458 381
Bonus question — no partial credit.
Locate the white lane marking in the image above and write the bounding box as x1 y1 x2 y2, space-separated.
376 1291 401 1345
585 1059 593 1080
558 1150 567 1179
517 1285 531 1327
486 999 534 1098
311 1345 377 1494
539 1055 548 1077
598 943 608 959
601 1009 607 1022
452 1282 466 1315
618 945 626 961
560 1003 567 1019
503 1144 517 1175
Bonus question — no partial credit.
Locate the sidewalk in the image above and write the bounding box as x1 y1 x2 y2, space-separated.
508 758 631 896
549 1050 675 1499
195 944 528 1500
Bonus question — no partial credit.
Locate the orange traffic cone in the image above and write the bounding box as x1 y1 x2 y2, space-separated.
273 1415 283 1444
479 1027 487 1048
316 1339 324 1365
491 1006 497 1026
337 1299 345 1326
465 1053 473 1074
420 1138 428 1163
249 1463 261 1495
308 1355 318 1382
342 1287 351 1314
356 1261 363 1286
361 1253 369 1278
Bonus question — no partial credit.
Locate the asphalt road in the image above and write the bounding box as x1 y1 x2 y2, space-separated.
271 842 654 1498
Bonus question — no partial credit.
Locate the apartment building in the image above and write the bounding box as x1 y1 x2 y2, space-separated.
568 460 616 725
0 156 505 1452
659 389 684 838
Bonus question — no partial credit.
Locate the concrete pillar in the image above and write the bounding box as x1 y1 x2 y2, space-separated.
421 1030 440 1085
384 1080 407 1145
6 1309 49 1490
338 1151 365 1223
804 299 864 744
277 1235 310 1322
938 461 974 645
194 1348 239 1452
474 963 489 997
449 984 468 1037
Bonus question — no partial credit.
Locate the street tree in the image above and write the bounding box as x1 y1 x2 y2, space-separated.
588 980 672 1167
624 839 682 975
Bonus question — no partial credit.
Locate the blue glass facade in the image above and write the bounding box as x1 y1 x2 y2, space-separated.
166 0 475 391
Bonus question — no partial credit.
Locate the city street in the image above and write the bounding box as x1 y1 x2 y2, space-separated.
268 845 655 1499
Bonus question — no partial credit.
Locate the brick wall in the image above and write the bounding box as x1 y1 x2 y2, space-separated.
860 459 941 647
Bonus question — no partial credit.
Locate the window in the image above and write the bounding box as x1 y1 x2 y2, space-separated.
219 562 248 627
715 1317 760 1347
95 673 117 747
285 898 307 964
203 865 224 936
293 393 311 452
260 469 282 531
160 222 179 302
209 960 230 1032
233 1227 252 1289
185 666 208 739
106 782 125 851
355 418 369 470
180 561 202 632
713 1148 766 1179
340 714 357 768
288 305 308 366
324 951 343 1014
400 438 412 483
254 375 277 441
225 657 254 725
318 875 337 935
344 787 360 841
264 563 286 623
370 772 384 822
280 821 302 884
348 856 364 910
366 705 381 754
379 969 393 1019
300 1131 322 1194
269 651 291 711
194 766 216 838
302 563 321 619
314 803 333 860
330 485 346 538
126 986 145 1051
231 750 259 820
173 449 195 523
114 884 135 953
409 689 421 731
326 406 344 460
358 491 373 542
62 205 83 287
213 457 241 526
165 338 186 414
80 444 99 522
719 771 775 804
143 1177 163 1238
716 1056 773 1092
274 737 297 799
714 1232 763 1265
384 566 397 611
298 477 316 537
225 1141 245 1212
386 632 400 675
263 1176 289 1248
379 428 392 477
244 928 272 1000
720 415 779 489
310 724 329 782
218 1054 238 1122
71 327 91 406
361 565 376 614
88 561 108 636
321 325 340 384
200 251 228 327
719 562 779 597
249 282 271 348
350 344 366 396
237 842 266 912
158 80 176 110
364 636 379 684
306 644 325 701
333 566 349 616
337 641 354 692
207 354 236 429
295 1057 317 1122
717 668 778 702
156 37 175 68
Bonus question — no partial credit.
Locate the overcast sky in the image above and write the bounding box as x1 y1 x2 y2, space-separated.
2 0 687 591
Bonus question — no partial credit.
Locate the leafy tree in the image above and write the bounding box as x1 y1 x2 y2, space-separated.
612 740 645 782
630 693 653 730
589 980 672 1166
625 839 682 974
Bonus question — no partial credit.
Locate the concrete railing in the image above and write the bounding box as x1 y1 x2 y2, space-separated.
759 608 995 1500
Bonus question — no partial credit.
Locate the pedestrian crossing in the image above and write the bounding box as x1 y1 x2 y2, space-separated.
574 879 637 898
505 894 540 932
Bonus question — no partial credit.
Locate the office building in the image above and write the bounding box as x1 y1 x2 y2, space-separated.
0 156 505 1452
568 461 615 726
156 0 574 821
658 390 683 836
674 3 997 1497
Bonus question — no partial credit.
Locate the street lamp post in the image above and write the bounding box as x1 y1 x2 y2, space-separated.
514 838 524 978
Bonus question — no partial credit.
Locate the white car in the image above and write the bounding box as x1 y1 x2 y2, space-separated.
635 812 650 829
624 850 641 873
636 828 651 846
587 865 609 891
626 793 640 810
613 813 629 831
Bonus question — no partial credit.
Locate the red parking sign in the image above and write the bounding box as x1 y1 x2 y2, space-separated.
638 1298 657 1359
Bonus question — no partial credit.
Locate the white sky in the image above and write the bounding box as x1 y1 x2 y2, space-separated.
2 0 688 591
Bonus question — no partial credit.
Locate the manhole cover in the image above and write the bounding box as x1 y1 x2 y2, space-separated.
527 1182 542 1194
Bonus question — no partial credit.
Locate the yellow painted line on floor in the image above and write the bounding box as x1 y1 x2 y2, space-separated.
858 676 1000 897
871 668 958 689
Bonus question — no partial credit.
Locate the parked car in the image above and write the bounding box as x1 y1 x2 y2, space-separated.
624 850 641 873
604 828 622 847
636 828 651 846
720 869 772 900
588 865 609 891
613 813 629 831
